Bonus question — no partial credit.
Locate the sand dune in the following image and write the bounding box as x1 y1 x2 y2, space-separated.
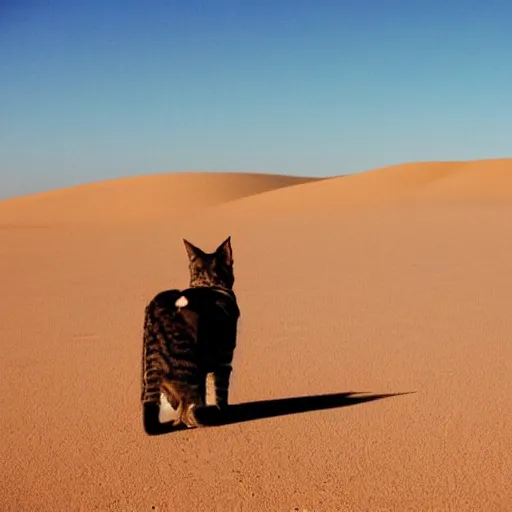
1 159 511 511
0 172 320 225
216 158 512 215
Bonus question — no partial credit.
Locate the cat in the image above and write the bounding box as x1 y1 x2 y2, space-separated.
141 236 240 434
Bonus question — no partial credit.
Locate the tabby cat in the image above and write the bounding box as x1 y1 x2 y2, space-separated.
141 236 240 434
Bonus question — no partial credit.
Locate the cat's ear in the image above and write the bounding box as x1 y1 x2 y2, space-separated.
183 239 203 261
215 236 233 266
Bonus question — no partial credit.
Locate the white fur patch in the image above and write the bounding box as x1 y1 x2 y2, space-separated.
175 296 189 308
159 393 179 423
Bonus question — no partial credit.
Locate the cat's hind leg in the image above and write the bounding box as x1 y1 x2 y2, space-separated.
163 380 204 428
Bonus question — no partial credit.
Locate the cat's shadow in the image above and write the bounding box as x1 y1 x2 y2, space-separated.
145 391 412 435
221 391 411 426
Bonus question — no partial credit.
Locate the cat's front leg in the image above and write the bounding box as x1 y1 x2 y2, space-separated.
205 365 232 409
205 372 219 407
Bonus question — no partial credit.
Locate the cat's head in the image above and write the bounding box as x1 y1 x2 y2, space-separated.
183 237 235 289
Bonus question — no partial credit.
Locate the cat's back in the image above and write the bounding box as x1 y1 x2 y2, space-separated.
148 288 184 311
144 288 200 343
143 286 239 368
145 286 239 327
179 286 240 322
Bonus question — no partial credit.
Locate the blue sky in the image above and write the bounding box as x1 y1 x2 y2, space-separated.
1 0 511 198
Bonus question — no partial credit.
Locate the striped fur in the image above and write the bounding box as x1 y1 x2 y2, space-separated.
141 237 240 434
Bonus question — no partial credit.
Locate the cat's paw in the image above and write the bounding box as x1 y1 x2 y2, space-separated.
193 405 223 426
158 393 180 423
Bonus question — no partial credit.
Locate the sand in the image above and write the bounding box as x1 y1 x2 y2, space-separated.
1 159 511 511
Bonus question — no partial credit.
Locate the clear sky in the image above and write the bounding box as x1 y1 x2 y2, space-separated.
1 0 511 198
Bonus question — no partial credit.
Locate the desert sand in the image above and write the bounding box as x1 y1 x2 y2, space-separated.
1 159 511 511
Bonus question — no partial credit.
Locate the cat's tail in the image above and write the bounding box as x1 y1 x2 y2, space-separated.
141 303 166 435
